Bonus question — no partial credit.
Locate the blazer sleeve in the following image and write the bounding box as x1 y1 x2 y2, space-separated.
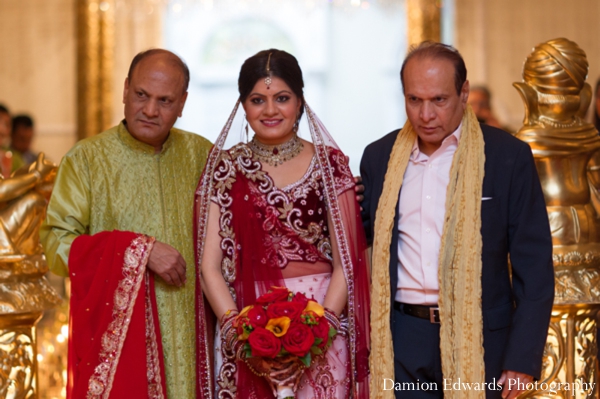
359 143 376 246
502 142 554 379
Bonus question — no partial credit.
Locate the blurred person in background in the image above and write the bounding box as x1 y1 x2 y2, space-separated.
468 85 505 129
11 114 38 172
0 105 12 177
0 105 10 148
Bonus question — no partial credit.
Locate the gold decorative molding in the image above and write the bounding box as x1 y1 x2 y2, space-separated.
76 0 116 140
519 307 598 398
0 315 42 398
406 0 441 46
0 255 61 314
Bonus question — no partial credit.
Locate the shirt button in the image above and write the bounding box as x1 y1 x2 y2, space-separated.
428 164 433 169
426 228 431 233
427 262 431 266
426 195 431 200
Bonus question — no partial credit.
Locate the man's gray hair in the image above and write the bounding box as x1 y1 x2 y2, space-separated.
127 49 190 94
400 41 467 95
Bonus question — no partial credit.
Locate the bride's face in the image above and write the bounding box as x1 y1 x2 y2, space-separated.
243 76 301 145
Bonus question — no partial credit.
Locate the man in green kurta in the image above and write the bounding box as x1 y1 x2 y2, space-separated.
41 49 212 398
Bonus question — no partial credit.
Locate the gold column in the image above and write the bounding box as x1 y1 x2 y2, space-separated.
406 0 441 46
514 38 599 398
76 0 115 140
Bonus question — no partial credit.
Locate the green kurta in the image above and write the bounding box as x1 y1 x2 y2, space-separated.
41 122 212 398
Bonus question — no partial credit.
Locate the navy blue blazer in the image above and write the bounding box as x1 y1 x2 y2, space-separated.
360 124 554 381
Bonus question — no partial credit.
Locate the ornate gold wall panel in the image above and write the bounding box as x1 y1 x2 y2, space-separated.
76 0 115 140
406 0 441 46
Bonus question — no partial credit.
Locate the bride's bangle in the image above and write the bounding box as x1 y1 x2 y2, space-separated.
324 308 341 332
220 308 239 325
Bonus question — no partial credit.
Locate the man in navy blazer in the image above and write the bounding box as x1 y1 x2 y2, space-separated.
360 41 554 399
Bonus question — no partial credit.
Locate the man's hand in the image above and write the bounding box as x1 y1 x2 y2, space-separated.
354 175 364 207
147 241 186 287
499 370 533 399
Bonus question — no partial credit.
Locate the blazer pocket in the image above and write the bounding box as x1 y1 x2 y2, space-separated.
481 197 499 210
484 302 513 331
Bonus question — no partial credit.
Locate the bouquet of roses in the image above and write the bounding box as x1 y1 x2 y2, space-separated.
232 287 338 399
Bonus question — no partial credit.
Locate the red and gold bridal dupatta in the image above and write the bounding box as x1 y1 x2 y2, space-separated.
67 231 167 399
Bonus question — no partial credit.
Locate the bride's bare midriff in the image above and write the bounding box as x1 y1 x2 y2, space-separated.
280 260 333 279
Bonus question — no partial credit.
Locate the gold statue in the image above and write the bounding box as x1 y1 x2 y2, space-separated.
515 38 599 398
0 152 61 398
0 153 57 257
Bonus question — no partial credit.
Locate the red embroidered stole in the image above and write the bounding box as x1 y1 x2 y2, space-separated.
67 231 167 399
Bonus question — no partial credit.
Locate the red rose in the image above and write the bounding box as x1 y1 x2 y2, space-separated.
248 327 281 358
282 322 315 357
312 318 332 349
266 301 305 321
248 306 268 328
256 287 290 305
291 292 309 307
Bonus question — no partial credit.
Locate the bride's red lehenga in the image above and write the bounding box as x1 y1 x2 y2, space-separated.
194 104 370 399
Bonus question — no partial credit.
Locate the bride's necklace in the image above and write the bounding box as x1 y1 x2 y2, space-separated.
248 135 304 167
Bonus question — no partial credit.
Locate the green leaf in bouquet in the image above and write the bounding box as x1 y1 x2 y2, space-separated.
300 352 312 368
243 342 252 358
311 345 323 356
328 326 337 339
314 337 323 346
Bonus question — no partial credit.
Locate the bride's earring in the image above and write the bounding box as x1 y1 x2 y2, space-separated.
245 120 249 142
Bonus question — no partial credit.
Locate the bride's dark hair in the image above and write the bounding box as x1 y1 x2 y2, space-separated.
238 49 306 121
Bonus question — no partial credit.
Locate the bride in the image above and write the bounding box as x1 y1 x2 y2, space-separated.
194 49 370 399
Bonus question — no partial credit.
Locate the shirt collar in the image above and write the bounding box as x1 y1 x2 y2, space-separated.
117 120 174 155
410 122 462 161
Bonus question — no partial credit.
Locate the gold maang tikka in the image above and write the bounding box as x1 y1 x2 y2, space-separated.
265 52 273 87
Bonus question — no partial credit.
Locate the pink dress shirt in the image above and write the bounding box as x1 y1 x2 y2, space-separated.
395 125 461 305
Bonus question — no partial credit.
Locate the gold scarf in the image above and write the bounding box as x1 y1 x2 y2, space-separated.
369 106 486 398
